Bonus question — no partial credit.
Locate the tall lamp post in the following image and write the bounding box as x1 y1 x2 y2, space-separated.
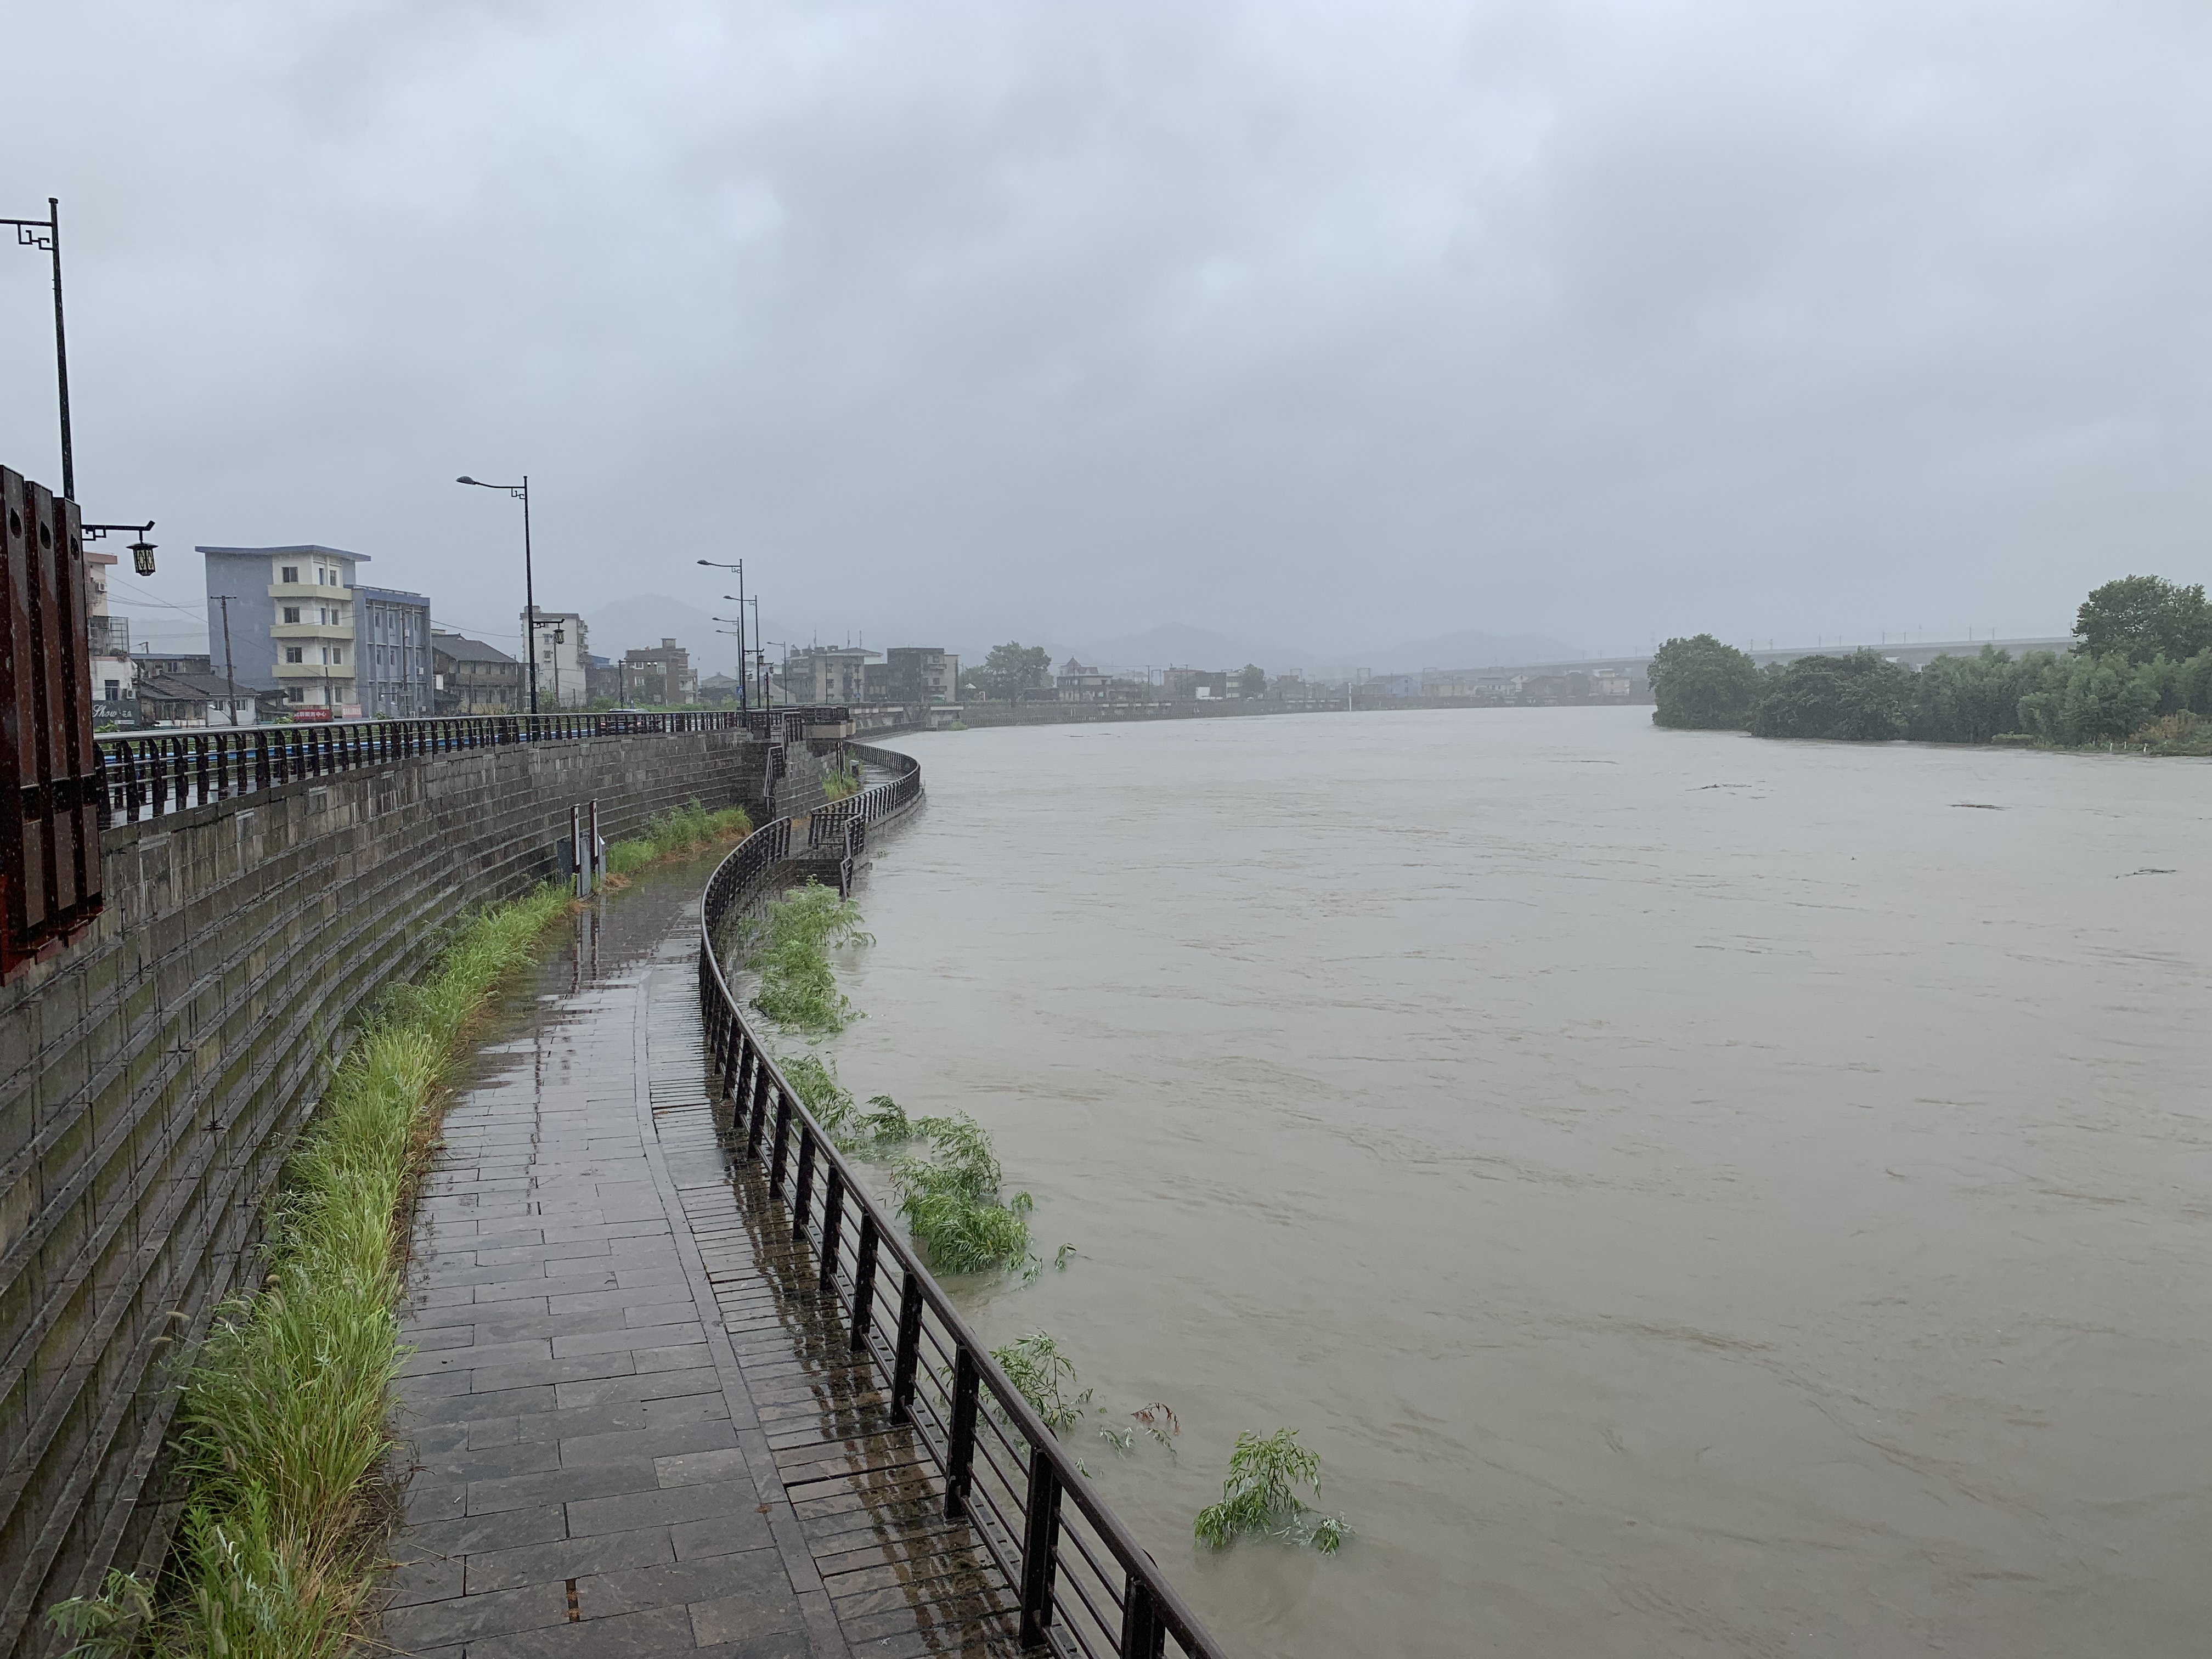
458 474 538 714
697 558 748 713
4 198 74 500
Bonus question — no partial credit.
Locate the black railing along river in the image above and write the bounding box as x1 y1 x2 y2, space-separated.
92 706 851 824
698 744 1227 1659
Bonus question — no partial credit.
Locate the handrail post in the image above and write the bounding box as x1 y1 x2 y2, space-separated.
818 1167 843 1290
850 1214 879 1352
791 1130 816 1240
889 1272 923 1424
1018 1447 1063 1649
945 1348 979 1520
744 1058 768 1163
1120 1579 1166 1659
769 1091 793 1190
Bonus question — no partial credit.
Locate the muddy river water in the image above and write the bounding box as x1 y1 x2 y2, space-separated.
819 707 2209 1657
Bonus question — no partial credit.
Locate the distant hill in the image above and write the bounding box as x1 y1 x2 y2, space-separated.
1062 622 1581 678
583 594 759 674
1071 623 1319 675
1363 629 1578 672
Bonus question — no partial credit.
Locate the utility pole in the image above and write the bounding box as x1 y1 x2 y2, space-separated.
217 595 240 726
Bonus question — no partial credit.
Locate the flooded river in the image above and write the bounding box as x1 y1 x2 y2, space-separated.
823 707 2210 1657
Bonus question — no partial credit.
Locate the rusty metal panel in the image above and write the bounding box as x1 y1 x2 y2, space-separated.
1 463 103 980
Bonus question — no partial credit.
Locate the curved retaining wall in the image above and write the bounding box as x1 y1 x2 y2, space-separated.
0 729 772 1657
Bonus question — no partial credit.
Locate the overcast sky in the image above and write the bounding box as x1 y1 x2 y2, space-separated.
4 0 2204 663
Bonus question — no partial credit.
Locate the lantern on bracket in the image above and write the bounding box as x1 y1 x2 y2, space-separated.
83 518 159 575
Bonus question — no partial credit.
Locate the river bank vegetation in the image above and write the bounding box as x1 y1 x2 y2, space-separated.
745 889 1039 1273
1194 1429 1350 1555
604 800 753 878
1653 576 2212 749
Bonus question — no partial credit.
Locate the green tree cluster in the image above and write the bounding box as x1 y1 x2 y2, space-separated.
961 642 1053 701
1751 650 1914 741
1653 573 2212 747
1649 635 1762 729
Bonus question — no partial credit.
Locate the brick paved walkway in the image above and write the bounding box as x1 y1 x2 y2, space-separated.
375 864 842 1659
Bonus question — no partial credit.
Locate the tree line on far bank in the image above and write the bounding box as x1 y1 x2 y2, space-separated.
1651 576 2212 747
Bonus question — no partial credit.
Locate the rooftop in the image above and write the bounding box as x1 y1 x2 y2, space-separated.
196 544 371 561
431 631 518 664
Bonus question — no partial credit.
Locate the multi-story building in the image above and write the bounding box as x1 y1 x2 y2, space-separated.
357 586 434 718
432 632 524 714
622 637 697 706
1056 658 1113 702
200 543 370 716
781 646 873 705
877 646 959 704
522 608 590 708
82 545 136 719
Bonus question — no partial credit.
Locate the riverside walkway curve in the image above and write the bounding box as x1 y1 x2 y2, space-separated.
379 743 1227 1659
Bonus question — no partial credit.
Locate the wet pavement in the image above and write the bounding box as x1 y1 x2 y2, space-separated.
374 850 1017 1659
376 859 837 1659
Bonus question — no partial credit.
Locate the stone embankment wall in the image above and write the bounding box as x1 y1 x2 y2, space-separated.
0 730 768 1657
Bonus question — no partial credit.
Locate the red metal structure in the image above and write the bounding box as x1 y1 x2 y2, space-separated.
1 465 101 980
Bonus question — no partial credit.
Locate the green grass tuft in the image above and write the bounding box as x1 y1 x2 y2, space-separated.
605 800 753 877
1194 1429 1351 1554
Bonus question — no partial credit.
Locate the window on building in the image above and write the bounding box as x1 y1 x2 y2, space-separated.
104 679 120 701
285 646 304 664
280 565 300 584
282 606 301 624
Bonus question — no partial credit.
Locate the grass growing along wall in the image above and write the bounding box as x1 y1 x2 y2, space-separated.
603 801 753 879
48 883 578 1657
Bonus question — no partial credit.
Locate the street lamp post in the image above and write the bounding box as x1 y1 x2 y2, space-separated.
4 198 74 500
697 559 748 713
458 474 538 714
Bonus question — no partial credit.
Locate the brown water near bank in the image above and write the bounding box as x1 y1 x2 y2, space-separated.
822 707 2211 1658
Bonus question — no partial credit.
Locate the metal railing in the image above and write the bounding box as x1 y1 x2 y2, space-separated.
92 707 851 825
698 757 1227 1659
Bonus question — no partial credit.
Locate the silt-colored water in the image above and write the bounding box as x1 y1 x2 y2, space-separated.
823 707 2210 1657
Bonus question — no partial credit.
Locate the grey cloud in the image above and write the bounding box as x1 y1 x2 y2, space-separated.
1 0 2203 664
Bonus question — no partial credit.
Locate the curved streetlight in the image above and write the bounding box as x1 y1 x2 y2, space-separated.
697 557 751 712
457 474 538 714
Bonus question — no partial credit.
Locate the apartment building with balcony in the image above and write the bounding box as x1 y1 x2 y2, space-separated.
200 543 370 716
